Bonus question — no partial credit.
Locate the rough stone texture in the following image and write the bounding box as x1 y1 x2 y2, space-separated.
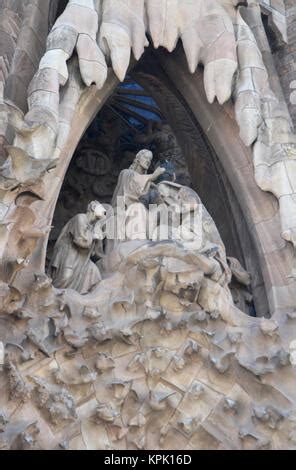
274 0 296 128
0 0 295 250
0 172 295 450
259 0 287 42
0 1 56 163
0 0 296 451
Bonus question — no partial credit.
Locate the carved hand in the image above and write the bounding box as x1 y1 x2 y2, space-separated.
153 167 166 179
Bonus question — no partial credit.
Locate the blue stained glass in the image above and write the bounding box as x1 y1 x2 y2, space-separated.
117 79 161 125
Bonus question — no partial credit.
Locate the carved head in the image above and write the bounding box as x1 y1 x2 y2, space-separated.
87 200 106 223
130 149 153 173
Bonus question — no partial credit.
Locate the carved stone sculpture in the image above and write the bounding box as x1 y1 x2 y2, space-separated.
1 0 294 251
48 200 106 293
107 149 165 245
111 149 165 207
0 0 296 452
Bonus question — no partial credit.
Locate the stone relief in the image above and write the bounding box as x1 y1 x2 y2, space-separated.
49 200 106 293
0 0 296 452
1 0 295 248
227 257 254 316
111 149 165 208
50 116 191 252
2 145 296 449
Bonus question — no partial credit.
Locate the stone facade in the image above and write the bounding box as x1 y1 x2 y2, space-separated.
0 0 296 451
275 0 296 126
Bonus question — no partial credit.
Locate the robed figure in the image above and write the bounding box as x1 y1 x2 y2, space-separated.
49 201 106 294
108 149 165 245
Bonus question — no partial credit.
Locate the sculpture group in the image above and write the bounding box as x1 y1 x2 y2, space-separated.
49 149 231 296
1 0 296 452
10 145 284 451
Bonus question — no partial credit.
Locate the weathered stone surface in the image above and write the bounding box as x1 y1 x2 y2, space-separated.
0 0 296 451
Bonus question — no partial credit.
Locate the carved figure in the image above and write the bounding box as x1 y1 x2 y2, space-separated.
1 0 296 452
150 179 231 286
49 200 106 293
111 149 164 207
108 149 165 243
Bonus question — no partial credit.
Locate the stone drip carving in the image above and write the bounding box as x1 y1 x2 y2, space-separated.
0 0 295 249
0 152 296 450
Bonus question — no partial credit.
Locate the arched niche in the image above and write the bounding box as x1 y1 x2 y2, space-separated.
12 45 296 319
